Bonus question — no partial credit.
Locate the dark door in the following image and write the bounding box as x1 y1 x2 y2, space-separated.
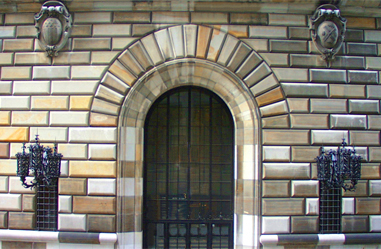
143 87 234 248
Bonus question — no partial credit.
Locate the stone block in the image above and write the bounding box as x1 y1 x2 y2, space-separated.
290 114 328 129
52 80 97 94
291 146 320 163
331 56 365 69
310 69 347 83
88 215 116 233
263 130 309 145
92 51 119 65
73 38 111 50
0 111 9 126
0 127 28 142
0 96 30 110
236 51 262 79
291 180 318 197
342 216 368 233
5 13 34 24
361 163 381 179
59 178 86 195
93 24 131 37
69 96 92 111
191 12 228 24
311 130 348 145
206 28 226 61
250 74 279 97
13 81 50 95
15 52 50 65
366 57 381 70
244 62 272 87
263 163 310 179
217 35 239 66
132 24 163 36
329 84 365 98
0 143 8 158
256 87 284 107
369 115 381 129
230 13 267 25
9 176 35 194
29 127 67 142
58 214 86 231
214 25 248 38
89 112 118 127
114 12 150 23
59 195 72 213
344 29 364 42
356 198 381 214
342 198 355 215
73 196 115 214
310 99 347 113
365 30 381 42
11 111 49 126
262 216 290 234
342 181 368 197
129 41 154 70
58 143 88 160
348 70 378 84
142 34 165 65
0 52 14 65
288 27 310 40
241 38 268 52
262 115 289 129
262 180 290 197
3 39 33 51
291 216 318 233
347 43 377 56
0 193 20 211
349 99 379 114
89 144 116 160
8 212 35 230
31 96 68 110
263 146 290 162
262 198 304 215
287 98 309 113
269 14 306 26
71 25 92 37
290 54 326 68
273 68 308 82
112 37 138 51
259 53 288 67
260 100 288 117
370 215 381 232
22 194 35 212
347 17 375 29
1 66 31 80
91 98 120 116
0 211 6 228
52 52 91 65
282 83 328 98
330 114 367 129
306 198 319 215
351 131 379 146
33 66 70 80
71 65 107 80
369 147 381 162
0 81 11 94
0 26 15 38
50 111 89 126
69 161 116 178
0 159 16 175
270 40 307 53
88 178 116 195
249 26 287 38
74 12 112 24
370 180 381 196
366 85 381 99
152 12 188 23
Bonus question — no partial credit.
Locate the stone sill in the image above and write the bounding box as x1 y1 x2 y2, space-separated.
0 230 117 244
260 233 381 246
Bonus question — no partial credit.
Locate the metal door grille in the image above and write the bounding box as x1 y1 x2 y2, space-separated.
143 87 234 248
319 182 341 233
36 181 58 231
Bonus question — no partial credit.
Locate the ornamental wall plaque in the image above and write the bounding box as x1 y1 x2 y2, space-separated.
310 4 346 64
35 1 72 57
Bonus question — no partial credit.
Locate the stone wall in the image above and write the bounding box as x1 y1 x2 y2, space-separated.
0 8 380 248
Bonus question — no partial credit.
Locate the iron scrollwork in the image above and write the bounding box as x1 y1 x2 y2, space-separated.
16 135 62 189
316 139 362 191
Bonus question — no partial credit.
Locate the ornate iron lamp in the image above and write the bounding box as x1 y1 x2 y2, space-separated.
316 139 362 191
16 135 62 189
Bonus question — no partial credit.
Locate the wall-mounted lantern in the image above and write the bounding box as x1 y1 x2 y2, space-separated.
35 0 72 57
310 4 346 65
15 135 62 189
316 139 362 191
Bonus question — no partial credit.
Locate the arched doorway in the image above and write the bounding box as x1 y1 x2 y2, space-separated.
143 86 234 248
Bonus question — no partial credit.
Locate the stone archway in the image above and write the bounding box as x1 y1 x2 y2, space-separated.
88 24 291 249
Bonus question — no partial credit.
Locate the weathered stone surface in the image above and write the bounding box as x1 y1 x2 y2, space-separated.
342 216 368 233
330 115 367 129
311 130 348 145
262 216 290 234
88 215 116 233
349 99 379 114
90 112 118 127
291 146 320 163
33 66 70 80
262 115 289 129
129 41 154 70
142 34 164 65
290 114 328 129
263 163 310 179
263 129 309 146
291 216 318 233
29 127 67 142
310 99 347 113
207 28 226 61
262 180 290 197
287 98 308 113
3 39 33 51
262 198 304 215
95 85 124 105
31 96 68 110
89 144 116 160
244 62 272 87
91 98 120 116
236 51 262 79
250 74 279 97
69 127 117 143
361 163 381 179
11 111 49 126
155 29 175 60
15 52 50 65
259 100 288 117
329 84 365 98
101 72 130 94
59 178 87 195
217 35 239 66
69 96 92 111
73 196 115 214
69 161 116 178
256 87 284 107
291 180 318 197
347 17 375 29
1 66 31 80
282 83 328 98
58 214 86 231
8 212 34 230
227 42 251 71
356 198 381 215
88 178 116 195
0 127 28 142
53 52 91 65
343 181 368 197
213 25 248 38
263 146 290 162
347 42 377 56
348 70 378 84
269 14 306 26
230 13 267 25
